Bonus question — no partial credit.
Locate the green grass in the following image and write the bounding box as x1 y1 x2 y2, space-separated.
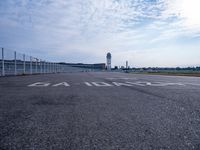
131 71 200 77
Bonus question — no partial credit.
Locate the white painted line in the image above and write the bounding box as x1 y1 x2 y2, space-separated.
125 82 146 86
52 82 70 87
112 82 133 86
27 81 196 87
92 82 113 87
150 82 185 86
84 82 93 86
183 83 200 86
106 77 137 80
28 82 50 87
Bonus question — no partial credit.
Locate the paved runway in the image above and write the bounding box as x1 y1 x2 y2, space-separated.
1 72 200 150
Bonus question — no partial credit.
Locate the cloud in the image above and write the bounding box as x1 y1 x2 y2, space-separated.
0 0 200 67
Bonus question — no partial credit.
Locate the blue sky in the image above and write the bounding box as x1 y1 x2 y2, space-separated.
0 0 200 67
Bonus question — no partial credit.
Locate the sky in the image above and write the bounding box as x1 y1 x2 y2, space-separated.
0 0 200 67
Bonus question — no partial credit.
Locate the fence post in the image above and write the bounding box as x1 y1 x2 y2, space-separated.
2 48 5 76
50 62 52 73
46 62 47 73
51 62 53 73
54 63 55 73
56 63 58 73
36 58 38 74
40 60 42 74
58 64 60 73
46 62 48 73
49 62 50 73
53 63 55 73
23 54 25 74
43 61 45 73
45 61 47 73
56 63 57 73
52 63 53 73
43 61 46 73
47 62 48 73
58 64 59 73
14 51 17 75
55 63 56 73
30 56 32 74
50 62 51 73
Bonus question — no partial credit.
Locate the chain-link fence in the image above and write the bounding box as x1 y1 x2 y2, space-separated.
0 48 74 76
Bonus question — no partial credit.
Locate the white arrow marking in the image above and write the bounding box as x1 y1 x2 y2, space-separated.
125 82 146 86
112 82 133 86
28 82 50 87
92 82 113 86
84 82 93 86
52 82 70 87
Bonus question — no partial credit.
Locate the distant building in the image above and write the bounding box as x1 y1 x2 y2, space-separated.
59 63 105 70
126 61 128 69
106 52 111 70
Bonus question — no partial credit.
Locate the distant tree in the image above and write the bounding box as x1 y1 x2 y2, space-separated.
196 67 200 71
176 67 181 71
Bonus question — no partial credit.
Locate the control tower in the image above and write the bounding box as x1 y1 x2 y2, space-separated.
106 52 111 70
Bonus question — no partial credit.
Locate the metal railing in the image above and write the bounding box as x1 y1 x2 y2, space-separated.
0 48 71 76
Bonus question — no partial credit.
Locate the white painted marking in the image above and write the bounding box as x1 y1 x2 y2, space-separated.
92 82 113 87
146 82 152 86
52 82 70 87
28 82 50 87
120 78 137 80
126 81 185 87
106 77 136 80
84 82 93 86
183 83 200 86
149 82 185 86
125 82 146 86
112 82 133 86
27 81 191 88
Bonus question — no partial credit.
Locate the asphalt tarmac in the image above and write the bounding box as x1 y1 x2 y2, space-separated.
1 72 200 150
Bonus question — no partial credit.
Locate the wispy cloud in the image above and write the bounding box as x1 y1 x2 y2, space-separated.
0 0 200 67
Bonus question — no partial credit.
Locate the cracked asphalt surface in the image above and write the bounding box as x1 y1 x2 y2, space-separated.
1 72 200 150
